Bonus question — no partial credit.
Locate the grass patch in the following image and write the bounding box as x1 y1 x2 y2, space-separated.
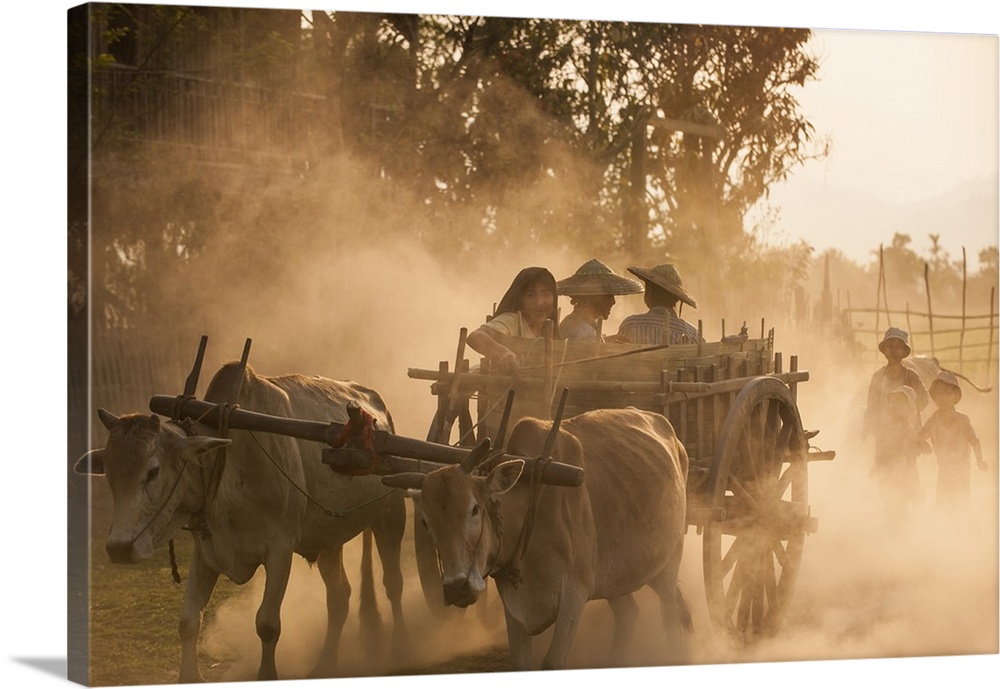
86 532 245 686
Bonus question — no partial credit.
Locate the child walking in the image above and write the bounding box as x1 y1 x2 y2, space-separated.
861 328 930 520
862 329 929 458
876 386 929 520
918 371 986 512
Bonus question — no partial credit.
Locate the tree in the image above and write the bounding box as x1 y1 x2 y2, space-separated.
307 15 827 269
978 246 998 282
77 7 828 327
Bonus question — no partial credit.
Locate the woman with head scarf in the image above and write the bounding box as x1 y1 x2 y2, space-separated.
466 267 560 376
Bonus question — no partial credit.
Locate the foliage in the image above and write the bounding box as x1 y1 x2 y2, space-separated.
306 13 827 266
73 5 993 344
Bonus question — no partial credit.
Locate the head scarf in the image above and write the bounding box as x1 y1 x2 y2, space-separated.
494 267 560 338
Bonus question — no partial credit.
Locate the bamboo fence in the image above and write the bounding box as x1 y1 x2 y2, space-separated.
842 246 997 381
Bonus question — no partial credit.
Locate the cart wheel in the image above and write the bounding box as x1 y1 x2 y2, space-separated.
702 376 810 641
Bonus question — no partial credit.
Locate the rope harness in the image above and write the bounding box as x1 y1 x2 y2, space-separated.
461 450 552 589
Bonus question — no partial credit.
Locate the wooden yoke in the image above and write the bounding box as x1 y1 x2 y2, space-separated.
148 394 584 487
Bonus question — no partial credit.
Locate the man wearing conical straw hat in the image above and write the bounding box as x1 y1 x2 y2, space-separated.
614 263 703 345
556 259 643 342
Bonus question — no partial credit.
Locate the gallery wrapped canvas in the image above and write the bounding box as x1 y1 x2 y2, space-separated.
67 2 998 687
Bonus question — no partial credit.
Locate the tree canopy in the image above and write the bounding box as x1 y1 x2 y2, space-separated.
308 13 828 270
74 5 995 344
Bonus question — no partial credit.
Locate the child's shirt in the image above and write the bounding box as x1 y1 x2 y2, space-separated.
864 365 929 437
919 409 979 466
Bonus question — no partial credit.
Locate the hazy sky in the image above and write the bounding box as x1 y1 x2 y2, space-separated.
796 28 997 205
763 26 998 266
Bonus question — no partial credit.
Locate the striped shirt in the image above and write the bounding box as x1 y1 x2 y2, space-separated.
615 306 701 345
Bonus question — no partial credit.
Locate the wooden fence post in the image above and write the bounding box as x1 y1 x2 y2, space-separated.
905 303 913 351
988 287 995 382
960 247 967 371
879 245 892 327
874 246 883 348
924 263 936 359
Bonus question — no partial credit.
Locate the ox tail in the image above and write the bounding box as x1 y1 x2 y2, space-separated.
359 527 383 660
675 585 693 633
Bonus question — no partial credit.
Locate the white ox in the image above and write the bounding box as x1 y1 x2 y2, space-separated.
75 363 408 681
391 407 691 670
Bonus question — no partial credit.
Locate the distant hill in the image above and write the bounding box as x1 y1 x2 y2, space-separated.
761 174 999 270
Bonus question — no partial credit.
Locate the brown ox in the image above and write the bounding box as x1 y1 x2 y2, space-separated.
75 363 408 681
392 407 690 670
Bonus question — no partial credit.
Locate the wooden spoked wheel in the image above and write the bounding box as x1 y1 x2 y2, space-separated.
702 376 811 641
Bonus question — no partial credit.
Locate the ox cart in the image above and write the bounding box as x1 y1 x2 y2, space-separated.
407 321 836 641
145 325 833 650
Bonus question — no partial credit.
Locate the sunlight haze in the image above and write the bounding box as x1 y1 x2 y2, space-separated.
764 27 998 268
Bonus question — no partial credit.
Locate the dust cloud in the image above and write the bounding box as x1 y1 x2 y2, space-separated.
189 298 997 682
89 82 997 685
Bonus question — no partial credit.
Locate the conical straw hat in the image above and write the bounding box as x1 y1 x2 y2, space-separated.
626 264 697 308
556 259 644 297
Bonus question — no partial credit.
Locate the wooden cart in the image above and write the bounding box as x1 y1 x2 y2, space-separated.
408 322 836 641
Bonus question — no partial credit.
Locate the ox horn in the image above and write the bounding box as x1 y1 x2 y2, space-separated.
97 408 120 430
459 438 492 474
382 473 426 490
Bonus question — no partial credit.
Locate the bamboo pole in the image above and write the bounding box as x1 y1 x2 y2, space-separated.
846 291 858 355
878 247 892 328
924 263 936 359
988 287 995 383
874 248 883 358
412 369 810 398
960 248 967 371
905 303 913 352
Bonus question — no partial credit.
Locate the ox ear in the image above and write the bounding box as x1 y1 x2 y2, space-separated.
97 408 120 430
74 449 106 476
382 473 426 490
184 436 232 456
485 459 524 496
459 437 493 473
